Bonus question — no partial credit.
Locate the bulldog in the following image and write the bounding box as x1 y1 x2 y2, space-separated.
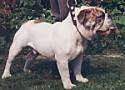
2 6 117 89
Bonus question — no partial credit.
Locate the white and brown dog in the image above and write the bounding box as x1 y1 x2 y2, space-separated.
2 6 117 89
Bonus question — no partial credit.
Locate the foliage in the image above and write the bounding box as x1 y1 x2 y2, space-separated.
0 0 125 54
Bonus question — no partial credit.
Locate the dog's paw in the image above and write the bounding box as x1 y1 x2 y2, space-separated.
76 74 89 83
64 83 76 89
2 73 11 79
23 68 31 74
71 83 76 87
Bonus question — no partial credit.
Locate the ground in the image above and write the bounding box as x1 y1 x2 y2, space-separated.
0 55 125 90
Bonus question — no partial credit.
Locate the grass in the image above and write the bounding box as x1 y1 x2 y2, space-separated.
0 56 125 90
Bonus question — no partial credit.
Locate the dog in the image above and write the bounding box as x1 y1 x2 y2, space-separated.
2 6 117 89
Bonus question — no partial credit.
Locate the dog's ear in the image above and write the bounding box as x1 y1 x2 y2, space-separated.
77 10 86 24
77 9 92 24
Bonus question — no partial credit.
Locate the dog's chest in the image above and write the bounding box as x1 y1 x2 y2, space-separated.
70 45 83 60
67 39 85 61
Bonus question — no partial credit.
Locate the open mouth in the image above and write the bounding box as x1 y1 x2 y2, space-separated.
97 27 118 36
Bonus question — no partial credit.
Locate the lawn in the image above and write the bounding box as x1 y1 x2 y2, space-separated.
0 55 125 90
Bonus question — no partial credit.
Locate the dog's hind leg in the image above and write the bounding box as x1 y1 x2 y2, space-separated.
2 42 23 79
23 49 39 73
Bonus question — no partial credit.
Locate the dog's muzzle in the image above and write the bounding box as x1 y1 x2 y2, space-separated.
97 24 118 36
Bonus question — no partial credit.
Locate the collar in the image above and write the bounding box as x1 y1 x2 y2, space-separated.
68 1 86 40
68 0 77 26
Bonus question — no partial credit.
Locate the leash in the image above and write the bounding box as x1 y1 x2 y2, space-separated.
67 0 85 39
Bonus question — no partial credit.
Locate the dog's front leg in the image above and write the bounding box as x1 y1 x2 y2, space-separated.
73 53 89 83
56 57 76 89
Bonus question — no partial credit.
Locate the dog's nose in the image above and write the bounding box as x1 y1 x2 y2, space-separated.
110 24 118 30
109 25 119 33
110 26 116 30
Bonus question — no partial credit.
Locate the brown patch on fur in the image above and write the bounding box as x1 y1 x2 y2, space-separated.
34 18 44 23
77 8 105 30
85 8 104 23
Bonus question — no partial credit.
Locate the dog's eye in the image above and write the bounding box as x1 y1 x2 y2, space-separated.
97 15 102 19
97 14 104 18
97 13 105 19
96 17 102 23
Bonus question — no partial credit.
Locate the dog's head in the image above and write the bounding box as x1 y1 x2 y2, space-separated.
76 6 117 39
